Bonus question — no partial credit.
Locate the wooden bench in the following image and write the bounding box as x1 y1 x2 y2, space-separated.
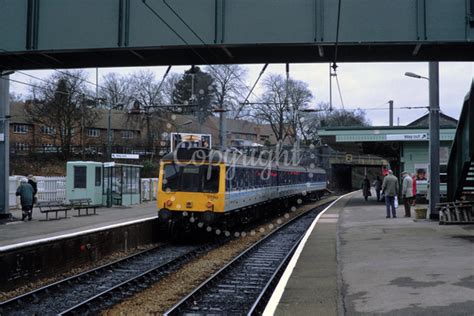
69 198 100 216
37 201 71 220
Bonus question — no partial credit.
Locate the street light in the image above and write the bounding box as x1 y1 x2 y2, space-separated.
181 120 193 126
404 64 440 220
404 72 429 80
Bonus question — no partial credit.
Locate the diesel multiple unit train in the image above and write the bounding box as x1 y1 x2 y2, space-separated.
157 147 327 227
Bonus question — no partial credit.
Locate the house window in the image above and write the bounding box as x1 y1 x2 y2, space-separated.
14 143 29 151
87 128 100 137
260 135 270 141
41 126 56 135
121 130 134 139
41 144 58 152
13 124 29 134
62 128 75 136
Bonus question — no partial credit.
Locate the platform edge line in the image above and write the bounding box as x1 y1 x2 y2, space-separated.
0 216 157 252
262 191 354 316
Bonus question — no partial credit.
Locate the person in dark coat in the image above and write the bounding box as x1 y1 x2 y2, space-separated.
27 174 38 204
373 176 382 201
362 175 371 201
16 177 35 221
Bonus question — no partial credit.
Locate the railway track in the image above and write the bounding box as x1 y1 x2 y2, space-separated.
164 202 329 315
0 242 218 315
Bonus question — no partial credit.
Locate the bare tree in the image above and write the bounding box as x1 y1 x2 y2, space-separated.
205 64 248 119
161 72 182 104
99 72 134 109
304 102 371 141
9 92 23 103
254 74 313 144
25 70 97 159
127 70 169 154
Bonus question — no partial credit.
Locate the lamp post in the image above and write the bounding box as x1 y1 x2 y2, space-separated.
0 71 12 219
404 62 440 219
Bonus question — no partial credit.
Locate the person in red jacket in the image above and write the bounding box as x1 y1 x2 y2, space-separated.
412 175 417 206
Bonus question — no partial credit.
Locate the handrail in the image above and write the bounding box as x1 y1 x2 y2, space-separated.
447 79 474 201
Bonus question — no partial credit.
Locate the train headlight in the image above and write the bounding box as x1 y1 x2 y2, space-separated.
166 200 173 207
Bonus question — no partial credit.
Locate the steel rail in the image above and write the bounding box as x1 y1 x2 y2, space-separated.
0 242 215 315
0 244 163 308
59 242 220 315
164 201 330 315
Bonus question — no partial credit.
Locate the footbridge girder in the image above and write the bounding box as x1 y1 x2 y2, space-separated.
0 0 473 70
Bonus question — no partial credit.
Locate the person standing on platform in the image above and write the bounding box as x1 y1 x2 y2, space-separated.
361 176 371 201
382 170 398 218
27 174 38 205
401 171 414 217
412 174 417 206
16 177 35 221
373 176 382 202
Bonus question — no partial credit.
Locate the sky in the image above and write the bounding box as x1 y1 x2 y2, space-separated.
9 61 473 126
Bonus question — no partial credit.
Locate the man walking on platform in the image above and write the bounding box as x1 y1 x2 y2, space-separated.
382 170 398 218
16 177 35 221
401 171 414 217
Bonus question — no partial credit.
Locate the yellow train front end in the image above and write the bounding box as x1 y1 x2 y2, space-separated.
157 160 226 224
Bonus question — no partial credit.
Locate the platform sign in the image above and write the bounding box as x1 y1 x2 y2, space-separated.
111 153 139 159
386 133 428 141
170 133 212 152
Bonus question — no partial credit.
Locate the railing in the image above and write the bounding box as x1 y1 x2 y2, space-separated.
447 79 474 201
9 176 159 209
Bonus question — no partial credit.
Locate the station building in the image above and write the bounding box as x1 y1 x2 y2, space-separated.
318 113 458 198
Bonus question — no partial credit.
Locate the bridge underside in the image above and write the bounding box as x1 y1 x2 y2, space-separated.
1 42 472 70
0 0 473 70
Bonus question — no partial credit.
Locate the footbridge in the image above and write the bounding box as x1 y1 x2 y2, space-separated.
0 0 473 70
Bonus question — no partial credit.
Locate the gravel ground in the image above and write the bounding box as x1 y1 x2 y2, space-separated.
104 197 336 315
0 243 159 303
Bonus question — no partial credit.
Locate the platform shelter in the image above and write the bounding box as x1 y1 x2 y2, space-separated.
318 113 458 199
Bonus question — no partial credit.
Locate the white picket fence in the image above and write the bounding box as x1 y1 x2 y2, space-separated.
9 176 159 209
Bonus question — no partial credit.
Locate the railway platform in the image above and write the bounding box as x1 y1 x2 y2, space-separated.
266 192 474 315
0 202 157 250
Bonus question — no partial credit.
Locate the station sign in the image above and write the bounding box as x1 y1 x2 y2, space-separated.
104 162 115 167
111 153 139 159
386 133 428 141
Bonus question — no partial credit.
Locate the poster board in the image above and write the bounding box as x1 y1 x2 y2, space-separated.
170 133 212 152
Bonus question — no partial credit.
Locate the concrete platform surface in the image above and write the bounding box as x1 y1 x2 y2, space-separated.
0 202 157 248
269 192 474 315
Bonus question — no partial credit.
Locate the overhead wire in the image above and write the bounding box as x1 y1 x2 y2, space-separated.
143 0 260 106
334 74 345 109
160 0 261 103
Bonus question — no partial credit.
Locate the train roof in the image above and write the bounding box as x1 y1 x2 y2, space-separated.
161 147 326 174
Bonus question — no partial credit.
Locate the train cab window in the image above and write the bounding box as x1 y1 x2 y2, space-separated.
202 166 220 193
180 165 201 192
162 164 220 193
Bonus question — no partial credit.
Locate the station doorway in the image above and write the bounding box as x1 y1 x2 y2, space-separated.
103 163 143 207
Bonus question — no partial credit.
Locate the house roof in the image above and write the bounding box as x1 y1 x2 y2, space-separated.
407 112 458 128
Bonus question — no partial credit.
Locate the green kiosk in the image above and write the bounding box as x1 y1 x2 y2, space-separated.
66 161 143 207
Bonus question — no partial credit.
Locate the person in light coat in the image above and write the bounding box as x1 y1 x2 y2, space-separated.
401 171 414 217
382 170 398 218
